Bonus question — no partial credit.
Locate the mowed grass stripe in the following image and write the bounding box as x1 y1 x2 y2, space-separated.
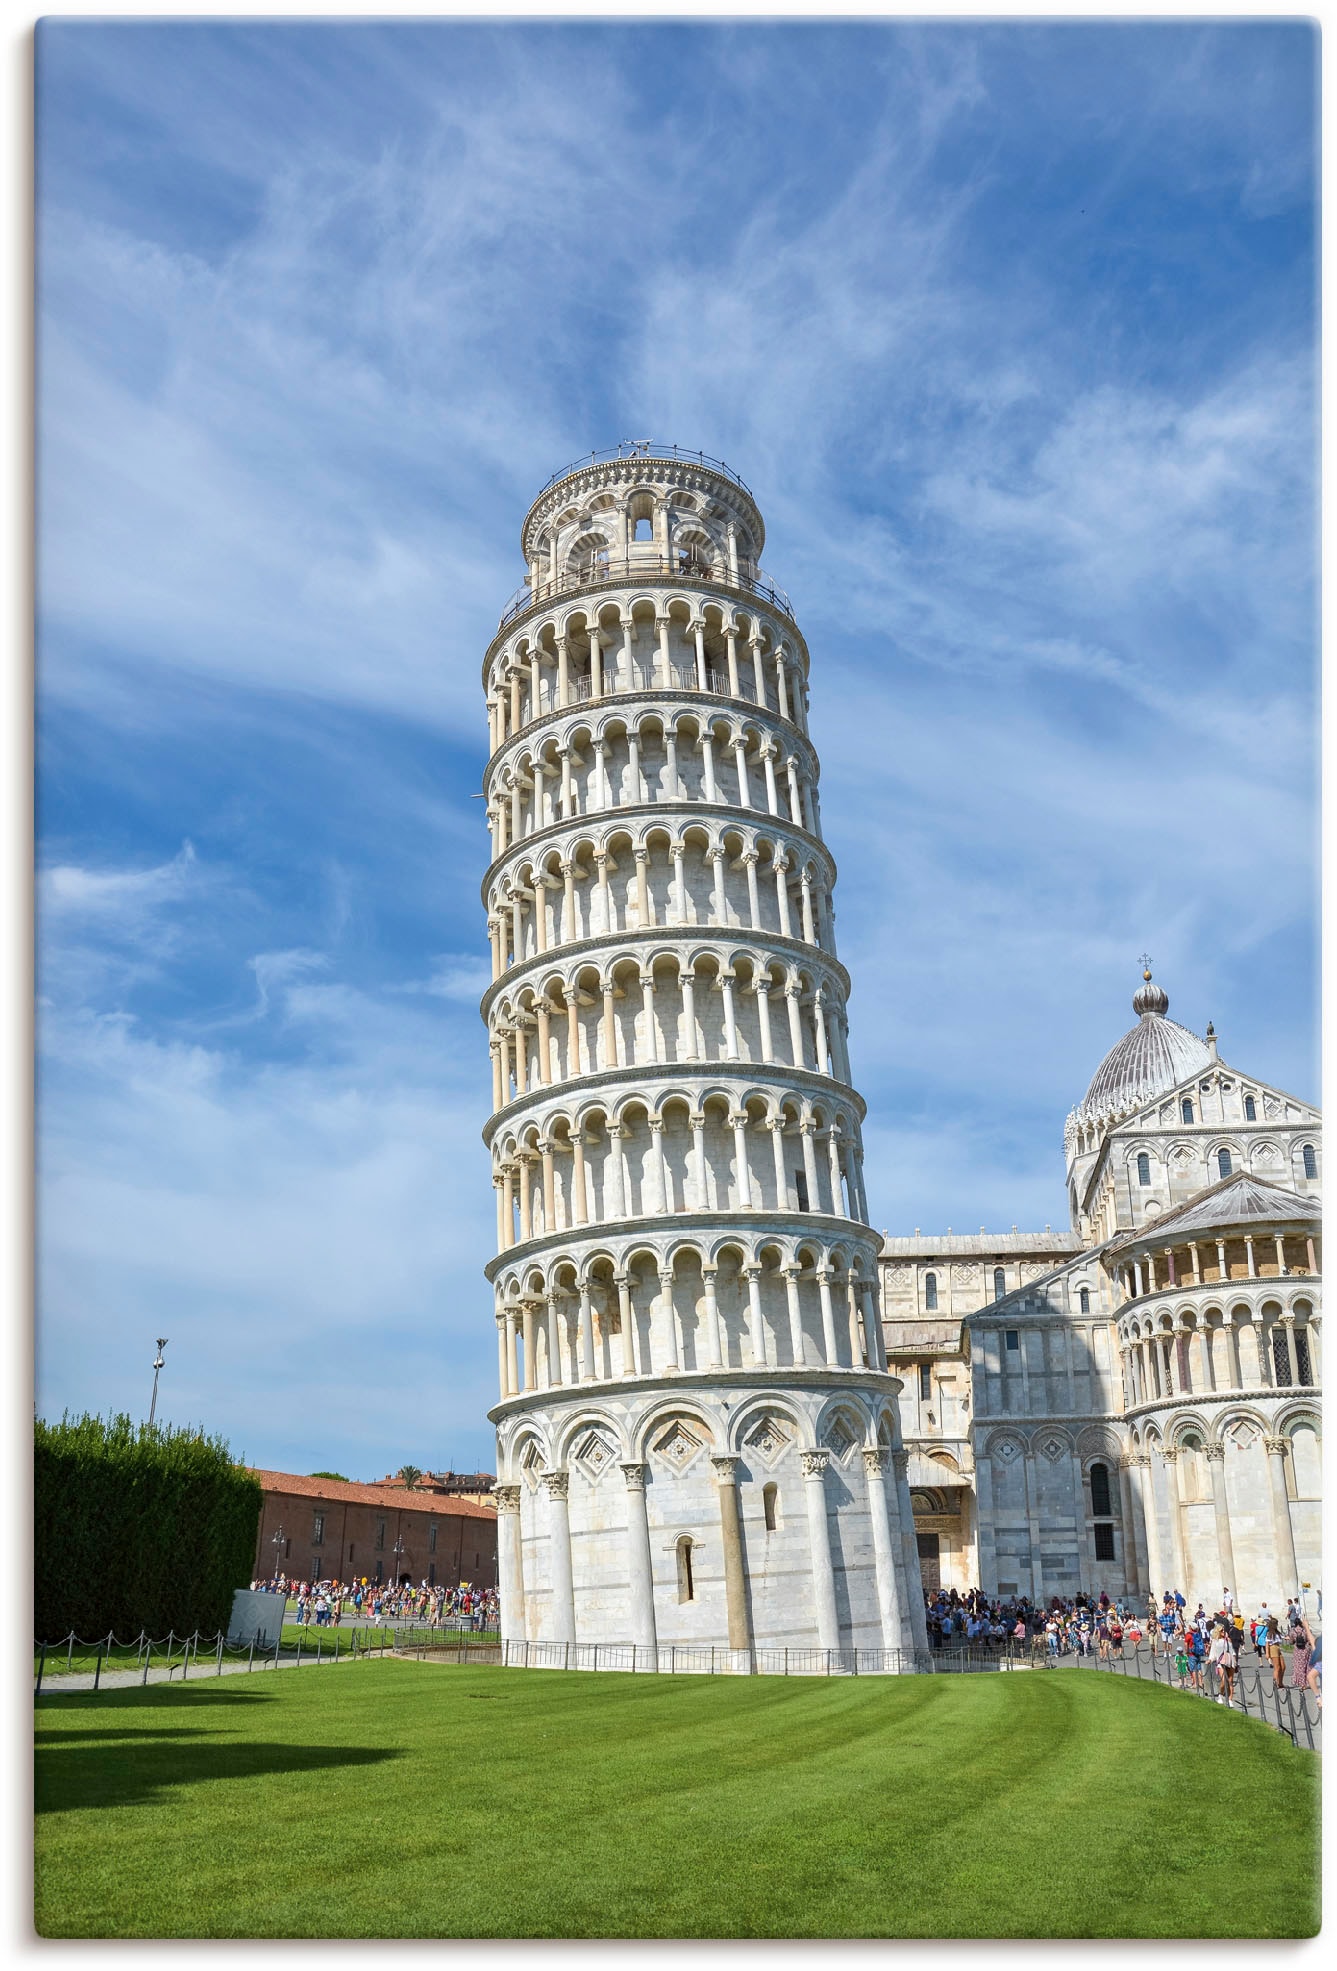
35 1662 1319 1939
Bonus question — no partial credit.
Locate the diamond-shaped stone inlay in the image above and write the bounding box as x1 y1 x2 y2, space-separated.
654 1420 702 1472
744 1414 792 1465
574 1431 615 1481
1040 1438 1066 1463
823 1415 858 1461
993 1439 1020 1464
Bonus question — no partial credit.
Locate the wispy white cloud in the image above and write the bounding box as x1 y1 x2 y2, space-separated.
35 20 1317 1472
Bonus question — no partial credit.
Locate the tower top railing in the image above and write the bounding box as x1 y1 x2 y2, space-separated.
497 551 794 635
535 443 754 501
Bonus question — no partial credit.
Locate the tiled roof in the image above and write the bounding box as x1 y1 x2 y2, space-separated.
1110 1170 1320 1250
250 1469 496 1519
881 1231 1082 1257
1074 1011 1211 1130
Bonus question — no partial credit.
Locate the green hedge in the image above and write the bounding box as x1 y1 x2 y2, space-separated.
35 1412 263 1641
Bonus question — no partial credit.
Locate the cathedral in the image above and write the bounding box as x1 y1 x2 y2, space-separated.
881 970 1322 1613
479 444 1320 1662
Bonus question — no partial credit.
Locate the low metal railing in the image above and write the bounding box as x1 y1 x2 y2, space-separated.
497 554 795 633
491 1639 933 1676
536 444 755 500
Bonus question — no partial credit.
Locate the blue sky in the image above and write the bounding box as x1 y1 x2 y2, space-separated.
35 18 1318 1481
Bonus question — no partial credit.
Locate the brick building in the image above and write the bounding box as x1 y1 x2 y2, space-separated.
251 1470 497 1589
373 1468 496 1508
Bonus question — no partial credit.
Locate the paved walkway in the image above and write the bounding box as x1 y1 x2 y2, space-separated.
35 1650 377 1695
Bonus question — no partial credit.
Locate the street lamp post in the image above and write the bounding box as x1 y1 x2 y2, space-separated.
392 1538 407 1589
271 1524 286 1602
147 1338 169 1427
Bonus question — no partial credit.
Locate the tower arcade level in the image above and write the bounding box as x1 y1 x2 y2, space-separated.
481 445 926 1661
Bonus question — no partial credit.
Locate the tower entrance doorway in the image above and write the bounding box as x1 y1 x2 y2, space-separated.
917 1531 941 1592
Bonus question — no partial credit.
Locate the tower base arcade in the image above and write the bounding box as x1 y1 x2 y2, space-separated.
490 1372 929 1660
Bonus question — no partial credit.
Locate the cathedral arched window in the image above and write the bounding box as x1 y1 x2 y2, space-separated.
1136 1153 1151 1187
1303 1143 1318 1179
993 1268 1006 1301
763 1483 779 1532
924 1272 938 1311
1079 1287 1091 1314
1181 1099 1194 1124
1218 1149 1233 1178
1244 1096 1256 1122
1089 1462 1112 1515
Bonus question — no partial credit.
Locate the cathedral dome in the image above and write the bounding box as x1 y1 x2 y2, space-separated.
1074 972 1211 1129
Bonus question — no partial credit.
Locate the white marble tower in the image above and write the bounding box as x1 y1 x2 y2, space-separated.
482 444 925 1662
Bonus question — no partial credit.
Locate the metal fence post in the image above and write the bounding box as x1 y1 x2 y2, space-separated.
93 1645 103 1692
66 1635 74 1675
217 1634 225 1676
273 1631 280 1671
35 1645 45 1695
248 1637 255 1673
142 1639 151 1686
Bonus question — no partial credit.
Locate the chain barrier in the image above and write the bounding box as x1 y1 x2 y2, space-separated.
1091 1640 1320 1750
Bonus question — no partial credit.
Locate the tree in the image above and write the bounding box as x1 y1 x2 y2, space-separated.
397 1465 422 1491
308 1471 349 1483
35 1411 262 1639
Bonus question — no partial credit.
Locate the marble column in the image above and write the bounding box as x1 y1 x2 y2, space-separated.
1204 1442 1237 1602
862 1448 907 1655
800 1449 841 1650
621 1462 659 1658
1263 1436 1300 1600
496 1484 526 1644
711 1456 751 1649
1120 1456 1148 1596
1160 1447 1187 1596
973 1455 999 1596
1137 1453 1165 1598
542 1470 577 1645
892 1450 931 1654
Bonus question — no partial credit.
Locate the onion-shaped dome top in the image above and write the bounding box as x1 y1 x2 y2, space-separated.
1073 970 1211 1130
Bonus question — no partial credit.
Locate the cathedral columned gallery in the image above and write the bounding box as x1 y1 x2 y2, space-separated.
883 970 1321 1613
478 446 1321 1660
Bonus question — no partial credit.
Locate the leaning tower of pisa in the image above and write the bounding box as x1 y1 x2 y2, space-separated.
482 444 927 1664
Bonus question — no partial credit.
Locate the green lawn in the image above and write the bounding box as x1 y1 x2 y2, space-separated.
35 1661 1319 1939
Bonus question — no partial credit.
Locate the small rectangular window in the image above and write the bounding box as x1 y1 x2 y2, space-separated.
348 1544 355 1562
1093 1523 1116 1561
313 1514 324 1545
1005 1329 1020 1352
375 1519 386 1550
919 1364 932 1400
428 1523 438 1552
794 1169 809 1211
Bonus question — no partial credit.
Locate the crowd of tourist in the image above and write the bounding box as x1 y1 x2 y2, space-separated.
250 1574 499 1632
923 1584 1321 1708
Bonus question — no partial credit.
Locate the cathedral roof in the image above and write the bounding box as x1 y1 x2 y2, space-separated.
1070 971 1212 1133
1110 1169 1320 1250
